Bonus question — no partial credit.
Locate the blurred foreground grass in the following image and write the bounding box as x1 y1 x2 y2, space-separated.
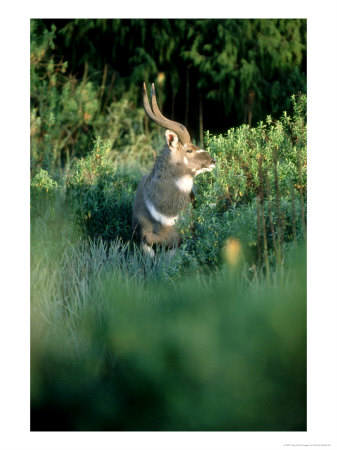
31 224 306 431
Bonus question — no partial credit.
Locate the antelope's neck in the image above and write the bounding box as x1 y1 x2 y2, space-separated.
145 173 193 217
174 174 194 193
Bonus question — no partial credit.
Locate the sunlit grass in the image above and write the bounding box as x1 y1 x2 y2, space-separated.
31 221 306 431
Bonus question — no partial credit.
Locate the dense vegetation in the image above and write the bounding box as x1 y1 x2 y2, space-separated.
31 19 307 431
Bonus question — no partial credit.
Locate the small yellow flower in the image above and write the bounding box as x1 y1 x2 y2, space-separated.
157 72 165 85
222 238 242 268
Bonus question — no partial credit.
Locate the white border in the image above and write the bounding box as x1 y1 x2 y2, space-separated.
1 1 337 449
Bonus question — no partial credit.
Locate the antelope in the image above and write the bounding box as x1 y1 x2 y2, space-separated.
132 82 216 256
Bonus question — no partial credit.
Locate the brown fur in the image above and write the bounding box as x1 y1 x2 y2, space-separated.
132 132 216 251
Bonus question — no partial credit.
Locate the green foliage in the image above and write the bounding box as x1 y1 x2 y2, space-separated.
33 18 306 152
201 94 306 205
176 93 307 269
31 168 59 202
94 99 159 166
65 138 140 242
31 231 306 431
30 20 160 174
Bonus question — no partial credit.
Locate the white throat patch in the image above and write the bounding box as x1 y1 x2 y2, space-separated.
145 197 178 226
175 175 193 193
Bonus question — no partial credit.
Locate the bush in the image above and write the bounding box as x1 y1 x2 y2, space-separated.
31 168 60 203
177 93 307 269
65 138 140 242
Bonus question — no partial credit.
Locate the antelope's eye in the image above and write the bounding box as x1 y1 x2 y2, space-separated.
186 149 193 153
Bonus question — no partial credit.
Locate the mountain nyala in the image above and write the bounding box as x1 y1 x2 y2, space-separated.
132 82 216 256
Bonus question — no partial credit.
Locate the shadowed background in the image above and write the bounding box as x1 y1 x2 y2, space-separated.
31 19 306 172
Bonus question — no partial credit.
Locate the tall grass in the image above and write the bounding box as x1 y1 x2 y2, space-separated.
31 229 306 431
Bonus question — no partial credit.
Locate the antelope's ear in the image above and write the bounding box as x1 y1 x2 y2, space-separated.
165 130 179 153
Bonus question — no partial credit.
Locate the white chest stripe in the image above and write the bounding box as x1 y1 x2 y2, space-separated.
175 176 193 193
145 198 178 226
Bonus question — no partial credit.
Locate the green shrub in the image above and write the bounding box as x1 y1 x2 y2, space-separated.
177 93 307 269
65 138 140 242
30 169 60 224
31 168 60 201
